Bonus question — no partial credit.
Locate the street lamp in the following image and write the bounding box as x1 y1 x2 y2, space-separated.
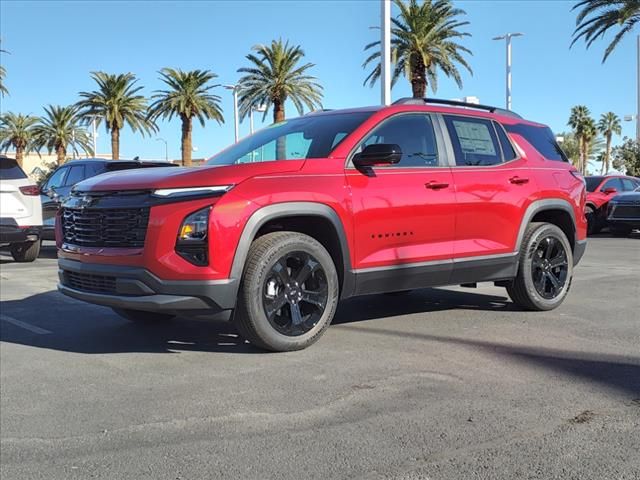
492 32 524 111
380 0 391 106
156 137 168 161
223 84 239 143
249 103 267 135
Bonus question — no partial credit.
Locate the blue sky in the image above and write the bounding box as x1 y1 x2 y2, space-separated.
0 0 636 160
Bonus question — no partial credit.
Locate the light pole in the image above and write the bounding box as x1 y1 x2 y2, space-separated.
249 103 267 135
381 0 391 106
156 137 168 161
637 35 639 143
223 84 239 143
492 32 524 110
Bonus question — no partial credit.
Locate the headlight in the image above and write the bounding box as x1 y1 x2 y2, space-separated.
153 185 232 198
176 207 210 266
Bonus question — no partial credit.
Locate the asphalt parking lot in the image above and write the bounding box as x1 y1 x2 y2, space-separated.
1 237 639 480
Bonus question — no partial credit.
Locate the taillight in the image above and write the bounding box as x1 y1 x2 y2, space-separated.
19 185 40 196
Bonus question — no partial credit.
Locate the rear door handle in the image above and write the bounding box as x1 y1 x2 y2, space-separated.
509 176 529 185
425 181 449 190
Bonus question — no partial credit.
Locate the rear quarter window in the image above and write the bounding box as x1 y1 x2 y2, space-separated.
504 123 568 162
0 157 27 180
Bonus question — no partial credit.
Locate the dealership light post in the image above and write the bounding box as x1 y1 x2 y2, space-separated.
223 84 239 143
381 0 391 106
249 104 267 135
492 32 523 111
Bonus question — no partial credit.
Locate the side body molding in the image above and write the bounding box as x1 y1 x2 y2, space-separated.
230 202 356 299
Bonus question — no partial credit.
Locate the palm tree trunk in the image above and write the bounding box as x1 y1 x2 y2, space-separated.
577 136 584 173
602 133 612 174
273 98 286 160
56 145 66 165
181 115 192 167
15 145 24 168
111 127 120 160
410 56 427 99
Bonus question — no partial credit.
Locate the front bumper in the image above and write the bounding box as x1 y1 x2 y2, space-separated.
58 258 238 316
0 218 41 245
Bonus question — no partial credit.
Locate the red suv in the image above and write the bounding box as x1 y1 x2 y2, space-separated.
584 175 640 234
57 99 587 351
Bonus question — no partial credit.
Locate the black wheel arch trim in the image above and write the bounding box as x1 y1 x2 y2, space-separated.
515 199 577 252
230 202 355 299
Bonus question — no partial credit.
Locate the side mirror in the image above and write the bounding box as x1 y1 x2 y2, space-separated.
603 187 618 195
353 144 402 169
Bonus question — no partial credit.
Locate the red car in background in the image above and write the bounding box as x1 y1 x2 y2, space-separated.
585 175 640 234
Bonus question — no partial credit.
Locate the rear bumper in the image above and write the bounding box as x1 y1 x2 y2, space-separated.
57 258 238 316
0 218 41 244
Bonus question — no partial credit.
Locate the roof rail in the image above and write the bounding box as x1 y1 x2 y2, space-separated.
392 97 522 119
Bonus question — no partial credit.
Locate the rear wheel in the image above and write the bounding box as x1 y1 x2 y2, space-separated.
10 240 41 263
234 231 339 352
506 222 573 311
112 308 175 323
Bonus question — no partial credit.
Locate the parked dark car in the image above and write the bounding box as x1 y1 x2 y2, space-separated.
584 175 640 234
41 158 176 240
607 186 640 237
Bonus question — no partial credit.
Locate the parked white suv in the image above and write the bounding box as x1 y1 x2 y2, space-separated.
0 156 43 262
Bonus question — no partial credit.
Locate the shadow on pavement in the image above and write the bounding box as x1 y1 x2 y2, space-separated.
333 324 640 397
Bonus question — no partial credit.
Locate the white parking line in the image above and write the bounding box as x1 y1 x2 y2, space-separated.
0 314 51 335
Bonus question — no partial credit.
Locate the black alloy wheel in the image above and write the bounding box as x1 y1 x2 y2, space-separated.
262 251 329 336
530 235 569 300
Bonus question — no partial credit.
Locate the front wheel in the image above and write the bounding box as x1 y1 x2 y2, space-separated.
234 231 339 352
506 222 573 311
585 205 600 235
10 240 41 262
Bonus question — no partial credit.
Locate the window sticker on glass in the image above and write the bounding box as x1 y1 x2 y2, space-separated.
452 120 496 156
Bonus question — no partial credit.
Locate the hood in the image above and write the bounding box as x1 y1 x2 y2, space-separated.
610 192 640 203
74 160 305 192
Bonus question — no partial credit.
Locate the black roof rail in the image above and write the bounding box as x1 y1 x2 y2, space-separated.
392 97 522 119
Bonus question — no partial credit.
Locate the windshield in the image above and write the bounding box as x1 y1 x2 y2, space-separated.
585 176 604 192
207 111 373 166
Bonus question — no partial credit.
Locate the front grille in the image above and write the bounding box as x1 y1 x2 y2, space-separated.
611 205 640 219
64 271 117 294
62 207 150 248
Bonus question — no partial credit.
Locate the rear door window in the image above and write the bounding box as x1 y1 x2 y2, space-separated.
444 116 502 166
0 158 27 180
494 122 517 161
621 178 638 191
504 123 567 162
601 178 623 192
44 167 69 190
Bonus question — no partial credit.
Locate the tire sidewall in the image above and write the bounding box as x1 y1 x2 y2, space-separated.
242 235 339 351
520 224 573 310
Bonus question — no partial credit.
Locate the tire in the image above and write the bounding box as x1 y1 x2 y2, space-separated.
234 231 339 352
10 240 41 263
585 205 600 235
112 308 175 323
506 222 573 311
610 225 632 237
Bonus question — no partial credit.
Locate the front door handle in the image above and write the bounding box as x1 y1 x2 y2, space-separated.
425 181 449 190
509 176 529 185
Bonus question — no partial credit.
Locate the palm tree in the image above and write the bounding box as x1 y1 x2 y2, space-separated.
572 0 640 62
597 112 622 174
0 42 9 97
557 131 581 166
581 116 599 174
237 39 323 125
568 105 592 174
0 113 39 168
32 105 93 165
76 72 155 160
363 0 472 98
147 68 224 167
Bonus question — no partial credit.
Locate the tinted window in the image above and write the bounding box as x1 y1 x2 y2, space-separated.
0 157 27 179
65 165 86 186
504 123 568 162
601 178 623 192
621 178 638 191
208 112 374 166
444 116 502 166
356 114 439 167
585 176 604 192
45 167 69 190
494 122 517 161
